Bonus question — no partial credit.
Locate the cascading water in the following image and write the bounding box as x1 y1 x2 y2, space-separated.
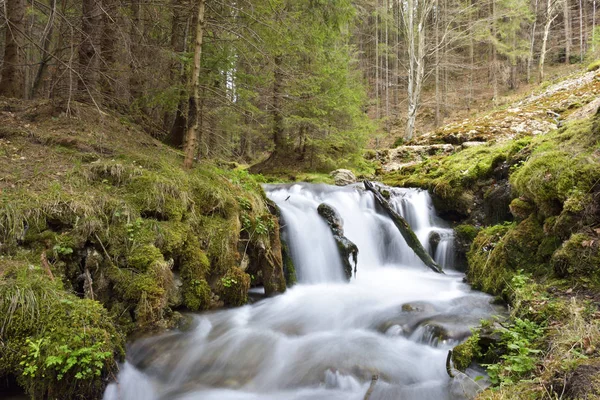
104 183 503 400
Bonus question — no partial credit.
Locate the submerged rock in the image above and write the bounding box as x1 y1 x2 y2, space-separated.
330 169 356 186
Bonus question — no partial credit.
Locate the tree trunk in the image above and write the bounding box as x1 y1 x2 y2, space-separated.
540 0 558 82
435 0 441 128
272 54 285 152
100 0 118 102
579 0 584 61
183 0 206 169
165 0 190 147
528 0 539 83
564 0 572 63
363 181 444 274
31 0 57 98
0 0 26 98
79 0 102 100
375 0 380 120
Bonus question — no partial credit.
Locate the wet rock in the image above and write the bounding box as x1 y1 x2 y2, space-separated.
401 301 437 313
450 369 490 399
317 203 344 236
330 169 356 186
317 203 359 279
429 231 441 255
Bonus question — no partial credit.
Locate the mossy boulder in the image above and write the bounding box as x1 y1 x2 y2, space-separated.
511 119 600 218
452 333 481 371
552 233 600 279
219 267 251 307
467 216 546 296
128 244 164 271
509 198 535 221
0 268 124 399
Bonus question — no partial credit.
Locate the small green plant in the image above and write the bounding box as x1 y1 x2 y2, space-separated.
125 217 143 241
484 317 544 386
52 244 73 256
20 336 111 381
221 276 238 288
238 197 252 211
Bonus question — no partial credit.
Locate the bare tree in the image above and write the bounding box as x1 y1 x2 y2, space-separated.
402 0 435 140
564 0 572 62
540 0 561 81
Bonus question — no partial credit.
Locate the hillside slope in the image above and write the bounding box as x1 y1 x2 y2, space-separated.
0 99 287 398
380 69 600 398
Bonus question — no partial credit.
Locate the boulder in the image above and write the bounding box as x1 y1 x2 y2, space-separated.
330 169 356 186
317 203 358 279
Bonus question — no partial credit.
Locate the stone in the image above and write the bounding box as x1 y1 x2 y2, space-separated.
330 169 356 186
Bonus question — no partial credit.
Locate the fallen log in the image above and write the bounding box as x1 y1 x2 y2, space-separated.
363 180 444 274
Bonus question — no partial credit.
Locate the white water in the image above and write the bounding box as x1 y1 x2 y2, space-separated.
104 183 501 400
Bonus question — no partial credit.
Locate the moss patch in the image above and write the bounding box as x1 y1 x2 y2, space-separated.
0 267 124 400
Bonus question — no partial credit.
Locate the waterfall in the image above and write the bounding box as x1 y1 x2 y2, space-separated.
267 183 454 278
104 183 501 400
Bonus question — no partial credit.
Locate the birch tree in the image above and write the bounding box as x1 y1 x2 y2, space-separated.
539 0 561 81
402 0 435 140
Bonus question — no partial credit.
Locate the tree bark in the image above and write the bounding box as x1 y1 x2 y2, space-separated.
31 0 56 98
363 181 444 274
0 0 26 98
272 54 285 152
540 0 559 82
183 0 206 169
564 0 572 63
528 0 539 83
165 0 190 147
79 0 103 99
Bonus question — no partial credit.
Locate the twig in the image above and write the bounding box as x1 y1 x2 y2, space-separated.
364 375 379 400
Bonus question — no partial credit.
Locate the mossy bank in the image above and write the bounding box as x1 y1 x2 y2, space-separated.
0 99 287 398
384 97 600 397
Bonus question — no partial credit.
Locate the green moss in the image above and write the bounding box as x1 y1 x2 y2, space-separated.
455 224 480 243
384 139 527 216
220 267 251 307
452 332 481 371
511 119 600 217
552 233 600 279
467 216 546 295
467 223 515 295
509 198 535 220
108 259 174 328
587 59 600 71
195 216 240 277
127 244 164 271
0 267 124 399
180 236 212 311
153 220 188 255
182 278 211 311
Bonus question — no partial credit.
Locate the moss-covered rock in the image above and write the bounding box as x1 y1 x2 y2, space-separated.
0 267 124 400
552 233 600 279
219 267 251 307
452 332 481 371
509 197 535 221
128 244 164 271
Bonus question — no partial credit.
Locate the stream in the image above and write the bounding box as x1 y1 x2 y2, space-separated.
103 183 503 400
